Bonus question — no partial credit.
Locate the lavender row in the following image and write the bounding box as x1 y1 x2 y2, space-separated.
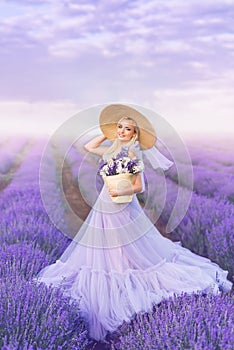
187 139 234 170
163 187 234 280
0 136 28 174
0 139 90 348
0 139 70 257
167 162 234 202
111 292 234 349
157 139 234 201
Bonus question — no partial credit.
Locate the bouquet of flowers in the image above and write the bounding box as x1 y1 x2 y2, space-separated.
99 156 144 176
99 150 144 203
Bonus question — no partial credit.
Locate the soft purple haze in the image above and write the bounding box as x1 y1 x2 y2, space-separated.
0 0 233 136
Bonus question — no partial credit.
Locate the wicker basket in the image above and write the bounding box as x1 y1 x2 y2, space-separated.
102 173 136 203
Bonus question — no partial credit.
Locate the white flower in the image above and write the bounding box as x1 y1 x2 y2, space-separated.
122 157 131 166
108 159 114 166
116 160 122 174
100 164 109 176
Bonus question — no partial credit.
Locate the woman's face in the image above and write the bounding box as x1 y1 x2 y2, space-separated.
116 119 136 142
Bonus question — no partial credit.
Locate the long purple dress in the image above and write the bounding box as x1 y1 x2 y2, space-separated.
36 147 232 341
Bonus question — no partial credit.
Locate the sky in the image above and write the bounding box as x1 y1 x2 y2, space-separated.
0 0 234 137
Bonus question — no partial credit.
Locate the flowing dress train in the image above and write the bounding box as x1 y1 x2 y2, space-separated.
36 177 232 340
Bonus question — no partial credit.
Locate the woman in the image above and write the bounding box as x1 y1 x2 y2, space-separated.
84 116 143 199
36 104 232 341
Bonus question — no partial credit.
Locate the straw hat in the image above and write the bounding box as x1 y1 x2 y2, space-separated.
99 104 156 150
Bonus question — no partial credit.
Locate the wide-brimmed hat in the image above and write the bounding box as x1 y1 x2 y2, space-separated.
99 104 156 150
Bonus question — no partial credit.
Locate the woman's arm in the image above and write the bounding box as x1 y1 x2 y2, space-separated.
84 134 108 156
108 173 142 197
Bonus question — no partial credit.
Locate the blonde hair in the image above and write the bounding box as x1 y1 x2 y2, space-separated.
103 117 139 160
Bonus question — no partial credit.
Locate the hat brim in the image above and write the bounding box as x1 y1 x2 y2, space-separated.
99 104 156 150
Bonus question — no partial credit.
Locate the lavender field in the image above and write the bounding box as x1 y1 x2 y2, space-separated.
0 134 233 350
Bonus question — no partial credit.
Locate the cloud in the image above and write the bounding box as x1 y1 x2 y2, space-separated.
0 0 233 127
1 0 233 60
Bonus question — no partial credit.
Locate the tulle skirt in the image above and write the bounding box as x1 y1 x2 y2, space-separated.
35 185 232 340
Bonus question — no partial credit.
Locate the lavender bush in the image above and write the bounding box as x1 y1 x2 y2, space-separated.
0 138 90 349
0 141 72 256
174 194 233 255
206 215 234 280
0 187 70 257
111 292 234 350
0 275 89 349
0 242 58 280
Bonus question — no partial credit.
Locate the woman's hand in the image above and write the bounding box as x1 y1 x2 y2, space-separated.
108 187 133 197
108 188 119 197
108 173 142 197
